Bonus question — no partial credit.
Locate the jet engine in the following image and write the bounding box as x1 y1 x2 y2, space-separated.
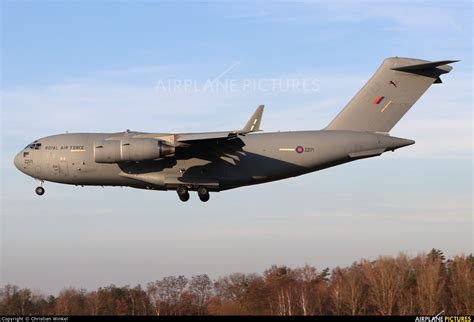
94 138 175 163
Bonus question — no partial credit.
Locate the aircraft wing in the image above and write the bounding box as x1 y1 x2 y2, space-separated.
177 131 240 143
177 105 264 143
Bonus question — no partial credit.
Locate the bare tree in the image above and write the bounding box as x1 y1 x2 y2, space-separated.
362 254 411 315
330 263 367 315
447 255 474 315
188 274 213 315
413 254 446 315
293 265 319 315
263 265 296 315
214 272 266 314
86 291 99 315
55 287 86 315
0 285 32 315
146 276 188 315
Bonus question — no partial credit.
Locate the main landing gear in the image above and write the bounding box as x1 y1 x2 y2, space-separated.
176 185 210 202
197 186 210 202
177 185 190 202
35 181 45 196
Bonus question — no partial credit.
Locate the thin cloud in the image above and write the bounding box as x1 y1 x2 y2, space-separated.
236 1 470 35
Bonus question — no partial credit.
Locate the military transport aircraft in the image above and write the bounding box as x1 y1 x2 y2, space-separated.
14 57 457 202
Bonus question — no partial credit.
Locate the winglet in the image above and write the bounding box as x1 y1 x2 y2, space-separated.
242 105 264 133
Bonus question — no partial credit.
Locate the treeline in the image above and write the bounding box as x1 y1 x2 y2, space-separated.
1 250 472 316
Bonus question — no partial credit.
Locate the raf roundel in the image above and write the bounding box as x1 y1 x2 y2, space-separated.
296 146 304 154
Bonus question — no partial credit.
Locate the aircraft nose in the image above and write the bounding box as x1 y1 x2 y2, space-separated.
14 152 23 171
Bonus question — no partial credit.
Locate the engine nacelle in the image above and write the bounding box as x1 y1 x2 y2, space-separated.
94 138 175 163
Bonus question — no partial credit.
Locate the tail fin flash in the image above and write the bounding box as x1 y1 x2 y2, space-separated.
325 57 457 132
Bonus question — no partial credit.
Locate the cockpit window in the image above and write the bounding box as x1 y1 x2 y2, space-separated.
26 143 42 150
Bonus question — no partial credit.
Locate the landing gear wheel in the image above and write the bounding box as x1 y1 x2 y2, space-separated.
177 185 190 202
197 186 210 202
35 186 45 196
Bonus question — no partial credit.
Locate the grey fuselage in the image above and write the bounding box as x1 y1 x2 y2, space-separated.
13 57 456 199
14 130 413 192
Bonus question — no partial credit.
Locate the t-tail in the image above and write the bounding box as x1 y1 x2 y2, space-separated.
325 57 458 133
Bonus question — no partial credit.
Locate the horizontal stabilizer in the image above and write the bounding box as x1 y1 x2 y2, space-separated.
348 148 385 158
391 60 459 74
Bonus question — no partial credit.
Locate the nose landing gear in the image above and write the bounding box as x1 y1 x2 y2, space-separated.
35 180 45 196
35 186 45 196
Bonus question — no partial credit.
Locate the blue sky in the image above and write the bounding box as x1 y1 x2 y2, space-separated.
1 1 472 294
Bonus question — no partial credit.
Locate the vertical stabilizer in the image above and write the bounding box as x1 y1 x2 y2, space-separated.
325 57 457 132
